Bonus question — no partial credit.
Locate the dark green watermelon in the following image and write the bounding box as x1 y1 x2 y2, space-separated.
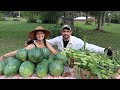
3 57 16 75
28 47 43 63
4 57 15 64
48 54 55 60
0 61 6 75
36 62 48 78
40 59 49 67
49 60 64 77
4 59 21 76
16 48 28 62
41 48 51 59
19 61 35 77
54 52 68 65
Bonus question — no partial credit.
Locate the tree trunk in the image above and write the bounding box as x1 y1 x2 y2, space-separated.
97 14 102 31
96 11 106 31
18 11 20 18
63 11 74 31
85 11 89 24
80 11 83 17
108 11 112 25
101 11 106 30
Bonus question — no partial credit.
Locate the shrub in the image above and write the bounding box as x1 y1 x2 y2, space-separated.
72 26 82 37
37 20 42 24
27 19 37 23
49 25 61 38
0 14 4 21
85 19 95 25
13 18 21 21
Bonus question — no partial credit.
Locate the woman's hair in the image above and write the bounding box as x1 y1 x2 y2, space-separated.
27 39 34 45
43 37 46 47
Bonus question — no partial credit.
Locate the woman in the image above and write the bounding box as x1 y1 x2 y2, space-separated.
0 26 57 61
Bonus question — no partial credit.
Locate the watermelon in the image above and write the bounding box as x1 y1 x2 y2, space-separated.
16 48 28 61
28 47 43 63
48 54 55 60
40 59 49 67
47 54 55 64
49 60 64 77
36 62 48 78
41 48 51 59
19 61 35 77
54 52 68 65
4 59 21 76
4 57 15 64
0 61 6 75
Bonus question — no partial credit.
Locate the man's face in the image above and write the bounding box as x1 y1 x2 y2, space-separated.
61 29 72 40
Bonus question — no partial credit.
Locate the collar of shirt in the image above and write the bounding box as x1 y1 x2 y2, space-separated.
69 35 74 44
58 35 74 44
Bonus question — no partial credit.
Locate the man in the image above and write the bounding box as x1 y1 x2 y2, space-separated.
47 24 113 56
25 25 113 56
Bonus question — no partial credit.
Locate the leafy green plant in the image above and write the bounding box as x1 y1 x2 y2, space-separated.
0 13 4 21
85 19 94 25
72 26 82 37
49 25 61 38
13 18 21 21
113 49 120 65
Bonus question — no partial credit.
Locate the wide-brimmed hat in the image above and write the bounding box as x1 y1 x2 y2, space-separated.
29 26 51 40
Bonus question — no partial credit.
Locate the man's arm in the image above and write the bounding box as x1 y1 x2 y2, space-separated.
47 36 60 46
85 43 113 56
85 43 105 54
75 39 105 54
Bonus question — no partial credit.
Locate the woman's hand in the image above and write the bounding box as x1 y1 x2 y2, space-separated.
46 41 57 55
0 56 5 61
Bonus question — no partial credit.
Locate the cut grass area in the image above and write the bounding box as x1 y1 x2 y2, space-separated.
0 21 55 55
74 22 120 50
0 21 120 56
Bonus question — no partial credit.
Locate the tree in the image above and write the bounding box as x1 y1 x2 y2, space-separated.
40 11 63 24
85 11 89 24
90 11 107 31
21 11 41 23
111 11 120 24
101 11 106 30
63 11 75 30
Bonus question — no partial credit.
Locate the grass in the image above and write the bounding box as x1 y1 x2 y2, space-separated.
74 22 120 51
0 20 120 56
0 21 55 55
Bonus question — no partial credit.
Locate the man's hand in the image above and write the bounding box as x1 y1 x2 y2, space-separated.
104 47 115 56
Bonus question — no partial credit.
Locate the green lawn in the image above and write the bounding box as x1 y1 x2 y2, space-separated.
74 22 120 51
0 21 120 56
0 21 55 55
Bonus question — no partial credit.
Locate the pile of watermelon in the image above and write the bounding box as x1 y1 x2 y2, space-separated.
0 47 69 78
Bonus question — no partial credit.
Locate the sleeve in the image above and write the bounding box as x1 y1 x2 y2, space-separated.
85 43 105 54
47 37 59 46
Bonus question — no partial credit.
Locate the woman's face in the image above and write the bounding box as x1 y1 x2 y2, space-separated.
36 31 45 41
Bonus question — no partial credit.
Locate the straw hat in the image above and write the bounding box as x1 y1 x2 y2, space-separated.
29 26 51 40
